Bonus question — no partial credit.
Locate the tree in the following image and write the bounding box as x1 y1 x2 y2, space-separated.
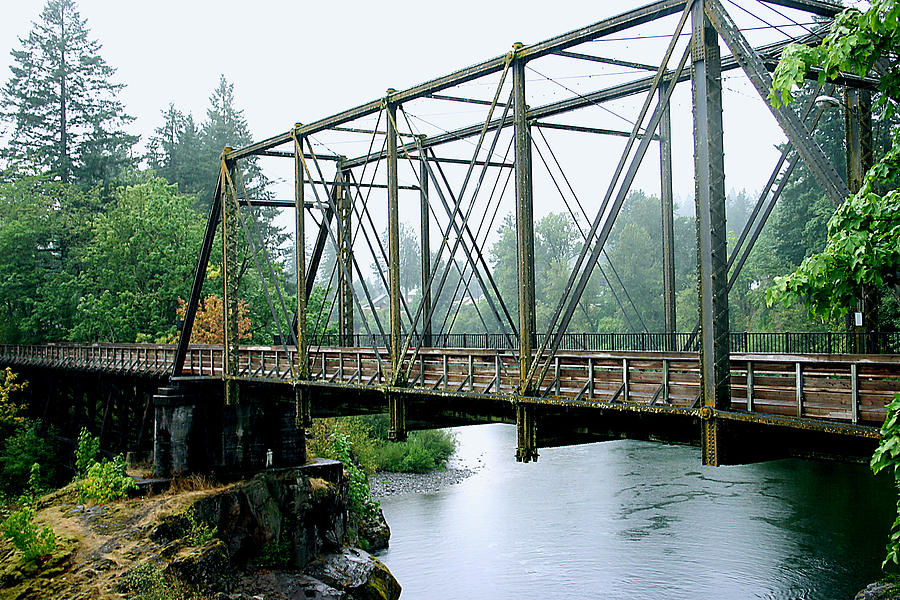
0 174 95 343
0 0 136 186
146 104 205 196
176 295 250 344
767 0 900 322
70 177 204 342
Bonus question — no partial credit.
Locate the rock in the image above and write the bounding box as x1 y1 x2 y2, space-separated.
192 468 348 569
306 548 401 600
165 538 234 593
855 580 900 600
358 508 390 551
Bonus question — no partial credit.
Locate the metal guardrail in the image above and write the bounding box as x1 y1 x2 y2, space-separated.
306 331 900 354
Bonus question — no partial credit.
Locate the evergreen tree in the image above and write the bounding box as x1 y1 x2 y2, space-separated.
0 0 136 187
146 104 205 195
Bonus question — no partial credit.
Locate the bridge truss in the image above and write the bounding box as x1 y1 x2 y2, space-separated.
170 0 881 465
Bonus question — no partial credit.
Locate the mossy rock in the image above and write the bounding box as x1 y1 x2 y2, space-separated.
0 536 78 600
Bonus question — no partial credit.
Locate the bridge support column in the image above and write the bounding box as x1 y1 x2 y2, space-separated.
515 402 538 463
386 92 405 386
692 2 730 466
659 79 677 351
153 384 207 477
419 150 433 348
336 164 354 347
387 392 406 442
222 151 240 406
844 88 874 352
513 44 537 394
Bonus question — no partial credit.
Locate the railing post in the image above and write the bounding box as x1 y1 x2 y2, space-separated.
850 363 859 424
746 360 754 412
795 362 803 418
693 1 730 466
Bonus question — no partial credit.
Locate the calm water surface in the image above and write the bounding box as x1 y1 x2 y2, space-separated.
376 424 893 599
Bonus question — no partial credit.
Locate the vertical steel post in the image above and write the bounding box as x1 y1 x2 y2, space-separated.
844 88 874 352
221 151 240 406
513 43 538 463
659 80 677 348
386 90 407 441
692 3 730 466
294 129 311 433
513 43 536 395
336 162 354 347
386 91 402 380
419 145 432 348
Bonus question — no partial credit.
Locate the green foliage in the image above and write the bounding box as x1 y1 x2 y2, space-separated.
75 427 100 478
308 417 379 475
256 538 291 568
374 430 457 473
767 190 900 320
76 454 136 504
769 1 900 113
0 368 27 432
183 508 216 547
309 430 379 521
0 505 56 565
120 561 207 600
0 421 59 498
872 394 900 568
70 178 205 342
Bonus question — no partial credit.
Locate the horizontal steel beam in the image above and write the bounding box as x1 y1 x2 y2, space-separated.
759 0 842 17
343 30 836 169
427 93 509 107
533 120 660 140
227 0 688 160
553 50 659 71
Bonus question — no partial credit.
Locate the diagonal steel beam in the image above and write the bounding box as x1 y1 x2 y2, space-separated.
704 0 850 206
171 170 223 379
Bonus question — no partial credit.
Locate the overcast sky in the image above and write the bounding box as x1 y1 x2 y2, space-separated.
0 0 836 212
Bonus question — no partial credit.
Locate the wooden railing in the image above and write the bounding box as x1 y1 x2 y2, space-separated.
2 343 896 426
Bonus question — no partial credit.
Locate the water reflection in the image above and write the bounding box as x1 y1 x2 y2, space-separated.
376 424 892 600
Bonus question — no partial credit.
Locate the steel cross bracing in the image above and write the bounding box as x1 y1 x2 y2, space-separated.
169 0 883 465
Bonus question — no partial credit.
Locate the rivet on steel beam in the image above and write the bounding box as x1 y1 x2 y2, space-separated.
386 88 397 96
512 42 524 50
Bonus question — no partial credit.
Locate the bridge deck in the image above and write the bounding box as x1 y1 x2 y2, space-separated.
2 343 894 434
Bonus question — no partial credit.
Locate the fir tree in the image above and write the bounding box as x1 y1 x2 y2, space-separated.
0 0 137 187
147 104 205 196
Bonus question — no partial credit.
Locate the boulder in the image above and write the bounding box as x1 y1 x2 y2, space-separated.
306 548 401 600
165 538 233 593
358 508 390 552
855 581 900 600
192 468 348 568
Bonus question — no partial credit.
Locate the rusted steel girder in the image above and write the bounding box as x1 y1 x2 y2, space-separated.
692 2 729 466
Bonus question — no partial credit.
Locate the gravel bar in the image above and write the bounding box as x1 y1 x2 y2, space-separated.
369 467 476 498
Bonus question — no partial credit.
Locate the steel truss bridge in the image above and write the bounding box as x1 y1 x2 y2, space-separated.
2 0 891 468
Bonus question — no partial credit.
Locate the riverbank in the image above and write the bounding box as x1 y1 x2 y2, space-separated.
369 467 477 498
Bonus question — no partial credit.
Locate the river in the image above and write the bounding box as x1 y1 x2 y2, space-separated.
375 424 893 599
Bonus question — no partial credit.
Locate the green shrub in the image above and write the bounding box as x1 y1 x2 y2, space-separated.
120 561 204 600
374 429 457 473
0 421 58 497
312 432 379 521
872 393 900 568
183 508 216 546
76 454 136 503
75 427 100 477
0 505 56 564
257 538 291 568
308 416 379 474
